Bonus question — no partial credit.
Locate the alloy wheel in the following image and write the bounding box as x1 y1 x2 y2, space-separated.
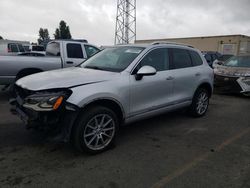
83 114 115 151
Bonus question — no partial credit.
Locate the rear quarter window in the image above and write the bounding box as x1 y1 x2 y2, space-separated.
46 42 60 56
189 50 203 66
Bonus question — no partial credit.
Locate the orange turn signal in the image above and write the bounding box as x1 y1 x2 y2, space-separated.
53 96 63 110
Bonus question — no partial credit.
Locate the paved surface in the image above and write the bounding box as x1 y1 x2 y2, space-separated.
0 88 250 188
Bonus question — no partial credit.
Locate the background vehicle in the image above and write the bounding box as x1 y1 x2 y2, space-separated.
29 45 45 52
214 54 250 95
217 54 234 62
0 39 100 86
0 41 25 55
11 43 214 154
202 51 222 67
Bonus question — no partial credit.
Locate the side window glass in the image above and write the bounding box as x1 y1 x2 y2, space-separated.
67 43 83 58
46 42 60 56
172 48 192 69
9 44 18 52
189 51 203 66
139 48 169 71
84 45 100 58
18 44 25 52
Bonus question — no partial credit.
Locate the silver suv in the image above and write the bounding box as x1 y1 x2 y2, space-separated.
11 43 214 153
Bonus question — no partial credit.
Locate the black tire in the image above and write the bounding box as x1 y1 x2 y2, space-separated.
189 88 209 117
71 106 119 154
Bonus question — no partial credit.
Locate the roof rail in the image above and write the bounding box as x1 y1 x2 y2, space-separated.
151 41 194 48
54 39 88 43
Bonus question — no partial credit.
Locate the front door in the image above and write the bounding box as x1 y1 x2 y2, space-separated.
129 48 174 117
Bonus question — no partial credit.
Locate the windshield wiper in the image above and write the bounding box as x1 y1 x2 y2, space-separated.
84 66 105 70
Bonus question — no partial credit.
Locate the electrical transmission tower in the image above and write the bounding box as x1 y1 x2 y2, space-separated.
115 0 136 44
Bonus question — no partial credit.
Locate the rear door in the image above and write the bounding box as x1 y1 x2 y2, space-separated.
169 48 200 103
64 42 87 67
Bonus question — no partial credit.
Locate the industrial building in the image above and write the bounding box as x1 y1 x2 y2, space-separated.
135 34 250 55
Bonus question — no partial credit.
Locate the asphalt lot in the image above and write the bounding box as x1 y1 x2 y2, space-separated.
0 88 250 188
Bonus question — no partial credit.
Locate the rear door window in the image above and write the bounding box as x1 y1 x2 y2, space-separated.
171 48 192 69
67 43 83 58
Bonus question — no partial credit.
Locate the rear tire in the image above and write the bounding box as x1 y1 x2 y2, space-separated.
71 106 119 154
189 88 209 117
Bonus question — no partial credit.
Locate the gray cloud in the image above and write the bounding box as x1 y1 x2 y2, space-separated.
0 0 249 45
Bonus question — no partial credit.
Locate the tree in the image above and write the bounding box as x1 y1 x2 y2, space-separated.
54 20 72 39
0 36 3 39
38 28 50 45
54 28 60 39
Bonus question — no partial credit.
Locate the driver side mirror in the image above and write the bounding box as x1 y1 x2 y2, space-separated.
135 65 157 80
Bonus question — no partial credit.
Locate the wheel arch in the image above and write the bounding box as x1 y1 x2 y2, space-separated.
79 98 125 125
196 82 213 98
16 68 43 80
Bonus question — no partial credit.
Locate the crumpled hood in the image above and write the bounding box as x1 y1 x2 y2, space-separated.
16 67 119 91
214 65 250 77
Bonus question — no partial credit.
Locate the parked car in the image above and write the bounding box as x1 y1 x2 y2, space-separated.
217 54 234 62
30 45 45 52
0 42 25 55
0 39 100 87
11 43 214 154
214 54 250 95
202 51 222 67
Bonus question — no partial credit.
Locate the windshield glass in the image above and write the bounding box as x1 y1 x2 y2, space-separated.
81 46 145 72
224 55 250 68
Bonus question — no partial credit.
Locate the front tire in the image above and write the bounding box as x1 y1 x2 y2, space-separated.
72 106 119 154
189 88 209 117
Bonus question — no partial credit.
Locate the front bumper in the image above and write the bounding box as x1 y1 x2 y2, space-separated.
214 74 242 93
214 74 250 94
10 86 79 142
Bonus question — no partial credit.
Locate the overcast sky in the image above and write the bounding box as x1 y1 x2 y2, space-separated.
0 0 250 45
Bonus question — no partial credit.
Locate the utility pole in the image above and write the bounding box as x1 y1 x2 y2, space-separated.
115 0 136 45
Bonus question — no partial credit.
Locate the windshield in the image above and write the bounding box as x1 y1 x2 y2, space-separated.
224 55 250 68
81 46 145 72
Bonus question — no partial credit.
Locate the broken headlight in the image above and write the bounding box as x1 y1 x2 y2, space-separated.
23 90 71 111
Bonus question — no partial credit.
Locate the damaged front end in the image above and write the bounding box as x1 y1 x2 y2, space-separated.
10 85 79 142
214 64 250 94
237 77 250 95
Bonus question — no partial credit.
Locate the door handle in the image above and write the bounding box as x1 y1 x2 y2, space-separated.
195 73 201 76
66 61 74 64
166 76 174 80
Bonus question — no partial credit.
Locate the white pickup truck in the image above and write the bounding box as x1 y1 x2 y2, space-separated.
0 39 100 87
